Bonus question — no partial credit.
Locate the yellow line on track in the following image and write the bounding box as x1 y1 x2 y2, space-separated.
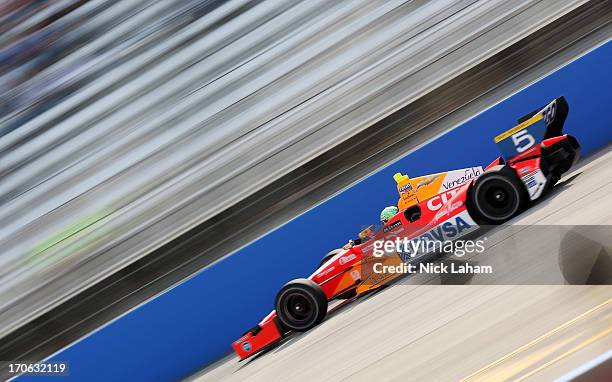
459 298 612 382
514 327 612 382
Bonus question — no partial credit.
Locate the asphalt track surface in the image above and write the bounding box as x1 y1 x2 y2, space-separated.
190 146 612 382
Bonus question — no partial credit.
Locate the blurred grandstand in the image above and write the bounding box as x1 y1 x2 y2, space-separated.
1 0 245 337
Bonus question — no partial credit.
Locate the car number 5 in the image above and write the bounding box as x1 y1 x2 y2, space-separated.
512 130 535 153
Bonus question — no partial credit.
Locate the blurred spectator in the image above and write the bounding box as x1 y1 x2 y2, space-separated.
0 0 224 137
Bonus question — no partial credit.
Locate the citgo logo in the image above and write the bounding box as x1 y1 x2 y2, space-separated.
426 189 459 211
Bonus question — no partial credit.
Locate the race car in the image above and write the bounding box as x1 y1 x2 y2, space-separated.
232 96 580 360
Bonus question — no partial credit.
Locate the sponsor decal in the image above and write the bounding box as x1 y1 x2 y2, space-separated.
520 167 531 175
426 189 460 211
522 172 538 188
416 174 440 190
521 168 547 200
339 253 357 265
541 99 557 125
241 341 252 352
417 215 473 242
350 269 360 281
383 220 402 232
436 201 463 219
398 183 413 194
317 266 335 278
494 113 543 143
441 168 482 190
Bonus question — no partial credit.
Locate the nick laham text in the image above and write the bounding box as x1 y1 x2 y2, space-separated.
373 262 492 275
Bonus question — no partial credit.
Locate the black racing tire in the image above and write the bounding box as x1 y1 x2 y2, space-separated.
275 278 328 332
469 166 528 224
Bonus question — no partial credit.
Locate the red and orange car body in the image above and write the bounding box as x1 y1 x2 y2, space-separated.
232 97 580 360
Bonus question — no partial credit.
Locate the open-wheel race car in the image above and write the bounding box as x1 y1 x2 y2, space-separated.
232 96 580 360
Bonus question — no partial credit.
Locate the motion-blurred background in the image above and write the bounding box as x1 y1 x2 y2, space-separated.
0 0 610 380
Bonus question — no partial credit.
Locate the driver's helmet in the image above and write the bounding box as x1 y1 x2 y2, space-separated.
380 206 399 223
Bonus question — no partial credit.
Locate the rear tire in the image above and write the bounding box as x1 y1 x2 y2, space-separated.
275 279 328 332
469 166 528 224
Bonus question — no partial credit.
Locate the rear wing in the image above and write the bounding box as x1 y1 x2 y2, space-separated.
495 96 569 160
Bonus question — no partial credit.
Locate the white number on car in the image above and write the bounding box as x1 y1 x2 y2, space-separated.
512 130 535 153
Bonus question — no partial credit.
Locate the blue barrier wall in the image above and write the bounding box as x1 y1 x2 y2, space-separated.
22 42 611 382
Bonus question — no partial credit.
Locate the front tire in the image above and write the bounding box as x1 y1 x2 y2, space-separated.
469 166 528 224
275 279 328 332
